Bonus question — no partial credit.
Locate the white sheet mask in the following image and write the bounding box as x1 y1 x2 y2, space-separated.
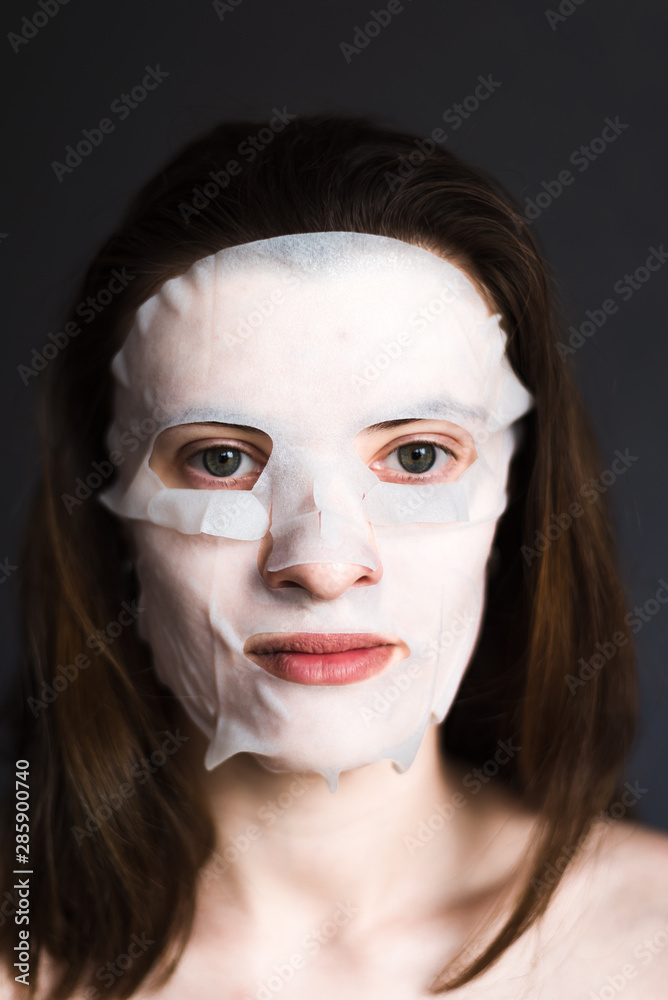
101 233 533 790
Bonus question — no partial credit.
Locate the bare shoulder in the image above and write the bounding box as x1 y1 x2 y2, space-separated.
584 816 668 898
539 818 668 998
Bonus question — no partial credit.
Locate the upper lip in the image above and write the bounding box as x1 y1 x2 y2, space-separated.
244 632 399 656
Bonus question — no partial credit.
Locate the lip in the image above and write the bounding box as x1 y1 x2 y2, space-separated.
244 632 407 686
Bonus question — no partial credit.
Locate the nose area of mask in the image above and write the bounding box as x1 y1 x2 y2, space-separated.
254 446 382 573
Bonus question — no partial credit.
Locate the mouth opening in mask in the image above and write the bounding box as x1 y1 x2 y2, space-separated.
243 630 411 685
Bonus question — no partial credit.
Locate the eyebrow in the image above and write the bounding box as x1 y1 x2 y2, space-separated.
363 418 468 434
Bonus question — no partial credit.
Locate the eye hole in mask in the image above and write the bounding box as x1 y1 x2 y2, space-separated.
148 420 478 493
138 418 481 559
150 426 271 492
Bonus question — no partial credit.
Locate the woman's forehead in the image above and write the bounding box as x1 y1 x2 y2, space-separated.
134 231 483 339
120 235 511 435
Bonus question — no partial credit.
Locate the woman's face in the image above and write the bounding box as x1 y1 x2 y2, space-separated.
101 234 532 789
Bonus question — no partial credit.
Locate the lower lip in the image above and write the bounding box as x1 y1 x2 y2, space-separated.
251 645 397 686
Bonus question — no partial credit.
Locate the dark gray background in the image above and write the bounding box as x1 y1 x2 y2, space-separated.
1 0 666 827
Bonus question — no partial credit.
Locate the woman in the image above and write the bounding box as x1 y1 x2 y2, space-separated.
3 115 667 999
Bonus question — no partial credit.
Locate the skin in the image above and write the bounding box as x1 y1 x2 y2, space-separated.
20 720 668 999
11 253 668 999
172 738 668 1000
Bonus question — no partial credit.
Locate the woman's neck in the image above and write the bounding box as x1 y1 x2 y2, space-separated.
179 715 524 932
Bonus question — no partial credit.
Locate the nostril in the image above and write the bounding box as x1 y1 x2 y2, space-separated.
261 559 383 600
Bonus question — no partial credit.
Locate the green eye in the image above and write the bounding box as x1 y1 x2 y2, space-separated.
397 443 436 475
202 447 242 477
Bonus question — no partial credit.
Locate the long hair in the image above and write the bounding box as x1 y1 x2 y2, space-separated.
2 114 636 997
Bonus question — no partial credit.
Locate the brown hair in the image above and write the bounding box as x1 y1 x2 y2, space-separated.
3 114 636 997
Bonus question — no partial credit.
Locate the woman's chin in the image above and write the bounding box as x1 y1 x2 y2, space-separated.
240 721 431 788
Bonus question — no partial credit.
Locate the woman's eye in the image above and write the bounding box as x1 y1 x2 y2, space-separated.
396 442 437 475
373 441 456 480
189 446 260 480
203 447 242 477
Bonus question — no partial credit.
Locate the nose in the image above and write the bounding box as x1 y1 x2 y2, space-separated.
259 546 383 600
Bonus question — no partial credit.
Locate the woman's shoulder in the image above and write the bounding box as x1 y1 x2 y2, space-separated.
460 774 668 997
450 812 668 999
539 818 668 997
583 816 668 902
0 817 664 1000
